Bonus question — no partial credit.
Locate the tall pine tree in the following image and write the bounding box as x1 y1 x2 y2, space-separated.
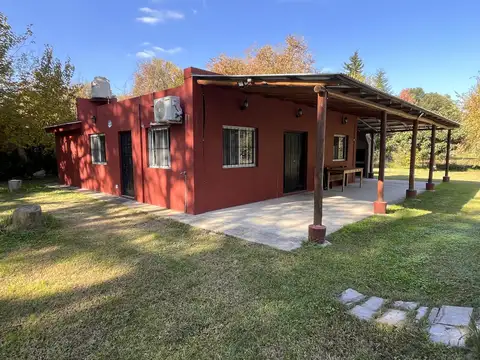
343 50 365 82
370 69 392 94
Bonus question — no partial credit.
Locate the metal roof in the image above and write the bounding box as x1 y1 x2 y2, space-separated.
192 73 460 132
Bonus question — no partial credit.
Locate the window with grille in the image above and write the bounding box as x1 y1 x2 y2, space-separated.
90 134 106 164
148 127 170 168
333 134 348 161
223 126 256 168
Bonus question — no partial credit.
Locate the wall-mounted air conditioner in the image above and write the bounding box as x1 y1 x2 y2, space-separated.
153 96 183 124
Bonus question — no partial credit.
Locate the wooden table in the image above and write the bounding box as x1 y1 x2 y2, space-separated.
327 167 363 192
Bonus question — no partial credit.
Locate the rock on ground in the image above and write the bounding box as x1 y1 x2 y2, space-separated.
12 205 42 229
338 288 366 305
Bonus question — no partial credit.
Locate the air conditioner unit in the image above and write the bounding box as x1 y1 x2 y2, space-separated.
154 96 183 124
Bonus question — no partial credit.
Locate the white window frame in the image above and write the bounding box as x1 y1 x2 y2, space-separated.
90 134 107 165
148 127 171 169
333 134 347 162
222 125 257 168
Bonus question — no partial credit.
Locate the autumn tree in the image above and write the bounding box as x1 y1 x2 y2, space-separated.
388 88 462 166
207 35 316 75
343 50 365 82
461 76 480 155
132 59 184 96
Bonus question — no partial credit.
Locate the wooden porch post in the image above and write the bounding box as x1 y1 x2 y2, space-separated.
443 129 452 182
406 120 419 198
309 87 327 243
368 132 375 178
373 111 387 214
426 125 436 190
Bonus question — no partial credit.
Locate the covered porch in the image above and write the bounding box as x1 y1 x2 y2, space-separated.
171 178 430 250
195 73 460 244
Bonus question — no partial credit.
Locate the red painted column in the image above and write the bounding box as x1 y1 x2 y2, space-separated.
426 125 436 190
443 129 452 182
373 111 387 214
406 120 419 198
309 87 327 243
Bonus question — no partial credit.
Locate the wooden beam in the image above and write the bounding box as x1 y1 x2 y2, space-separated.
427 125 436 190
368 132 375 178
308 89 328 244
196 79 326 87
443 129 452 182
373 111 387 214
407 120 419 198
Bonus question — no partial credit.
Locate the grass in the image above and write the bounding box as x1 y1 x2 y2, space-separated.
0 170 479 359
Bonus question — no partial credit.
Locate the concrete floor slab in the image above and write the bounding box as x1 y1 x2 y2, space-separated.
169 179 429 251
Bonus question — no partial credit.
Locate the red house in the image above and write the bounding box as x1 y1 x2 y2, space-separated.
46 67 459 243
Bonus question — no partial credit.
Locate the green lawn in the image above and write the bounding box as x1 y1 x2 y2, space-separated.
0 171 479 359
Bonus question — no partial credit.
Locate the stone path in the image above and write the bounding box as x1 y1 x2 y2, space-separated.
338 288 475 348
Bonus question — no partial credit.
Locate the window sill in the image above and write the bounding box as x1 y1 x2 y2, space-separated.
223 164 256 169
92 162 107 165
148 166 171 170
332 159 346 162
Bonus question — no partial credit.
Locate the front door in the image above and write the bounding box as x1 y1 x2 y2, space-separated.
120 131 135 197
284 132 307 193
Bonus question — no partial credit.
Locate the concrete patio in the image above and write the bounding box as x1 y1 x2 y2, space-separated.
169 178 430 251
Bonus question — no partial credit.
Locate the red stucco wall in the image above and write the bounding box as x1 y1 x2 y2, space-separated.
55 77 196 213
192 85 358 214
53 68 357 215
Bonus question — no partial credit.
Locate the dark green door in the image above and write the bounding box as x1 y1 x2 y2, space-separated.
284 132 307 193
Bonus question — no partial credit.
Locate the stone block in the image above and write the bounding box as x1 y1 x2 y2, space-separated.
349 305 377 321
428 308 439 324
362 296 385 312
429 324 467 347
8 179 22 192
393 301 419 311
415 306 429 322
376 309 407 326
12 205 42 229
433 305 473 327
338 288 366 305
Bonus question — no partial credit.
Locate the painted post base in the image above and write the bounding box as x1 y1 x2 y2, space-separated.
308 224 326 244
368 173 375 179
443 176 450 182
426 182 435 191
406 189 417 199
373 201 387 214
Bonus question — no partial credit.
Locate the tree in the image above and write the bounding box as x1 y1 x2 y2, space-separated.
368 69 391 94
132 59 184 96
342 50 365 82
207 35 316 75
0 13 77 151
461 76 480 154
388 88 462 166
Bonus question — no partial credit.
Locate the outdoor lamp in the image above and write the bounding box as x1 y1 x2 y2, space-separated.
296 108 303 118
241 97 249 110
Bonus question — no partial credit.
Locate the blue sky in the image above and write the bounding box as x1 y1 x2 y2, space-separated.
3 0 480 97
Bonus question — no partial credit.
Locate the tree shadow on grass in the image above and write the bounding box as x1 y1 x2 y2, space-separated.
0 182 475 359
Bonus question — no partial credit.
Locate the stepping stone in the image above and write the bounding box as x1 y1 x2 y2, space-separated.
415 306 429 322
338 288 366 305
362 296 385 312
433 305 473 327
428 307 439 324
349 305 377 321
377 309 407 326
428 324 468 347
348 296 385 321
392 301 419 311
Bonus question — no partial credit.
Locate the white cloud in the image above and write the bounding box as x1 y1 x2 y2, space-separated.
136 7 184 24
152 46 183 55
141 41 151 46
136 50 156 59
